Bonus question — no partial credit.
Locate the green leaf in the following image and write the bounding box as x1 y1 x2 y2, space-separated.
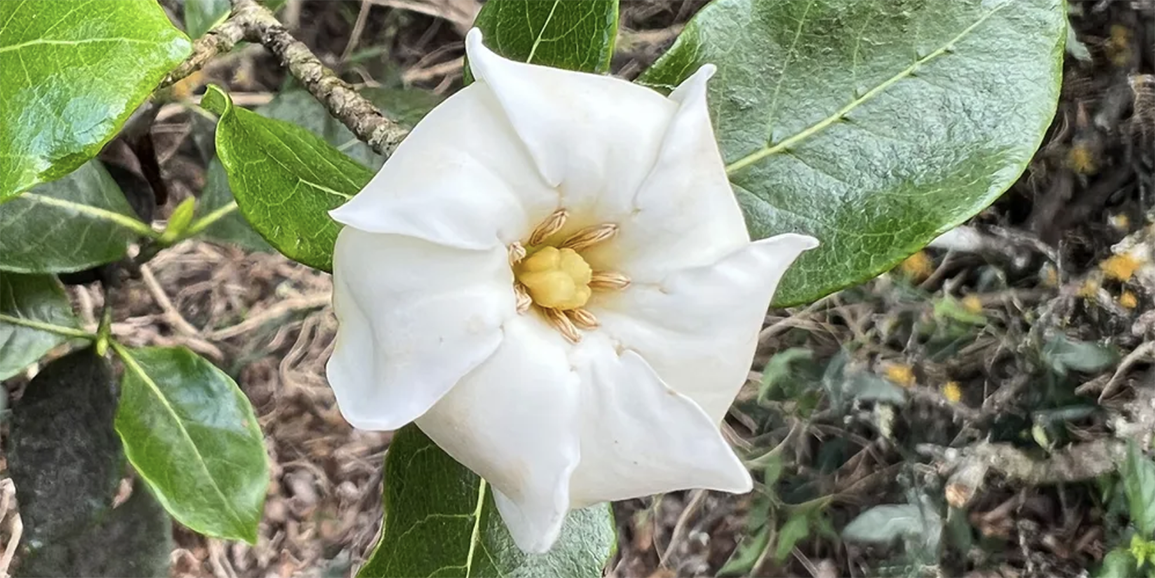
0 0 191 203
774 514 810 563
842 503 941 549
112 344 268 543
184 0 231 38
198 87 441 252
1097 548 1140 578
1124 442 1155 538
8 348 122 546
359 425 616 578
469 0 619 78
0 161 150 273
640 0 1064 306
0 272 83 381
19 483 172 578
718 526 770 576
203 85 374 271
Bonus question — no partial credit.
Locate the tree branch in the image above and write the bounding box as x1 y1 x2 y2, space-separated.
159 0 409 157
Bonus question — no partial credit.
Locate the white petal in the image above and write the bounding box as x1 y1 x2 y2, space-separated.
591 234 818 423
582 64 751 279
329 82 557 250
417 315 581 553
567 336 751 508
465 29 676 228
326 228 515 430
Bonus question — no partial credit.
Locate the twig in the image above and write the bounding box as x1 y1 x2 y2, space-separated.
141 264 201 336
230 0 409 156
158 0 410 156
206 293 331 340
159 16 247 89
1099 340 1155 401
659 489 707 564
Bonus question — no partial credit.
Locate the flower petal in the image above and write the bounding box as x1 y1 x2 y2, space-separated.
329 82 557 250
567 337 752 508
465 29 676 228
416 315 581 553
326 228 515 430
581 65 751 279
591 234 818 423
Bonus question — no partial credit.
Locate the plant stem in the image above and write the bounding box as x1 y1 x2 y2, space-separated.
183 201 238 239
0 314 96 341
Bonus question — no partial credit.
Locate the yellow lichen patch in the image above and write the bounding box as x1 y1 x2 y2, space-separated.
899 251 934 282
1101 253 1143 282
1107 24 1133 67
1040 263 1059 288
1078 278 1101 299
516 247 593 310
1067 143 1098 175
1109 213 1131 232
884 363 916 388
1120 291 1139 309
961 295 983 315
172 70 206 101
942 381 962 403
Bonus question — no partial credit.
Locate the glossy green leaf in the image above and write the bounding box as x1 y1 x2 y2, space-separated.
197 87 440 252
0 273 83 381
113 344 268 543
18 481 173 578
0 161 150 273
184 0 231 38
1124 442 1155 538
359 425 616 578
9 348 121 546
0 0 190 203
201 85 374 271
640 0 1064 305
469 0 619 77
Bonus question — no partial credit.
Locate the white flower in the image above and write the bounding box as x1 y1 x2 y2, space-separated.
326 29 817 553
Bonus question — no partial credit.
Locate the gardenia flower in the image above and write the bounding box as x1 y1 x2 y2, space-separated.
326 29 818 553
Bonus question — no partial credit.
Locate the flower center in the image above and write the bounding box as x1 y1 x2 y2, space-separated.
515 247 592 310
508 209 631 343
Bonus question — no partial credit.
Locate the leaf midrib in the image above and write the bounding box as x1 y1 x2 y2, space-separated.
464 478 490 578
724 2 1008 176
112 343 249 535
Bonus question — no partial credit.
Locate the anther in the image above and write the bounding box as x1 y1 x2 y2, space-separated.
514 283 532 314
560 223 618 252
543 308 581 343
566 308 599 330
528 209 569 246
508 242 526 265
589 271 631 291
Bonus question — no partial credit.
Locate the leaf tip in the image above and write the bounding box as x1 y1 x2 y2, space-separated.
200 85 232 117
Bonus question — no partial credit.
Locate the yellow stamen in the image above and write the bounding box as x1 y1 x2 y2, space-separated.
589 271 630 291
528 209 568 246
543 308 581 343
567 308 599 329
560 224 618 252
515 246 592 310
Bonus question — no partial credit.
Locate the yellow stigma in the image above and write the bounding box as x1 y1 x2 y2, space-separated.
515 246 592 310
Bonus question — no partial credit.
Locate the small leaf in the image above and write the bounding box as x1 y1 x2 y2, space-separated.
205 85 374 271
198 87 441 251
759 347 813 402
18 481 173 578
845 373 907 405
1124 442 1155 538
842 503 941 549
640 0 1065 305
0 161 149 273
1097 548 1140 578
0 273 82 381
718 526 770 576
184 0 232 38
113 344 268 543
359 425 615 578
469 0 619 78
1042 334 1119 375
8 349 121 547
0 0 191 203
774 514 810 563
158 196 198 245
